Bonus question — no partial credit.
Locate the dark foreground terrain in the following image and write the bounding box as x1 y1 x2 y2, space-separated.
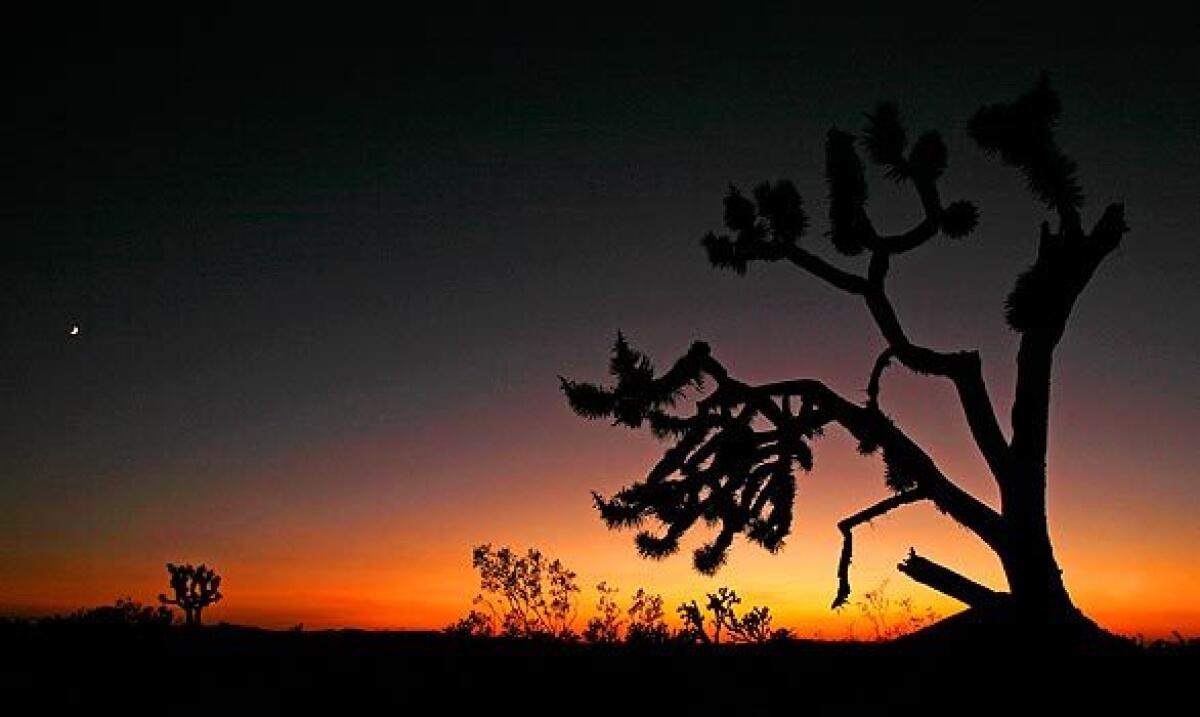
1 619 1194 713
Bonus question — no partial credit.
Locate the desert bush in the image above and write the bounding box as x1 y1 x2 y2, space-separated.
625 588 670 645
57 597 174 627
851 579 939 641
582 582 623 644
459 544 581 639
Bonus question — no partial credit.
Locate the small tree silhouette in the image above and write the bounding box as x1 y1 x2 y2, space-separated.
582 582 623 644
625 588 670 645
464 544 580 639
158 563 222 626
562 75 1128 637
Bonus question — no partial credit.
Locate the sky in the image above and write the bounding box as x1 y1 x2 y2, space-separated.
2 9 1198 637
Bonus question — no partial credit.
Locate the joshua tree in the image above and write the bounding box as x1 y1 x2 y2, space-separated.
158 562 223 626
561 76 1128 637
676 587 782 644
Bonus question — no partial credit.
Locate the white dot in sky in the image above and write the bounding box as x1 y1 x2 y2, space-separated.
69 325 80 336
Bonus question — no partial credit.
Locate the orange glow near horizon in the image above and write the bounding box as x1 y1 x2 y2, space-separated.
1 288 1197 641
3 367 1198 640
6 40 1200 651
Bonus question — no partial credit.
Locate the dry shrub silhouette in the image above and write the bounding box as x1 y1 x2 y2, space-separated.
562 75 1129 641
158 563 223 626
850 579 939 641
582 582 623 644
447 545 780 645
457 544 581 639
57 597 174 627
624 588 670 645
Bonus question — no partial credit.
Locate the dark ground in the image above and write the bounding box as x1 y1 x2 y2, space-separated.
1 620 1194 713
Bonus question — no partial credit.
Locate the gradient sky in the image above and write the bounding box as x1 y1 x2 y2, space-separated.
2 9 1198 637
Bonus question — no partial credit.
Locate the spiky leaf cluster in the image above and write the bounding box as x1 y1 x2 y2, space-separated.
941 200 979 238
564 337 818 575
969 73 1082 212
560 334 708 434
702 181 807 274
861 103 979 241
825 129 870 255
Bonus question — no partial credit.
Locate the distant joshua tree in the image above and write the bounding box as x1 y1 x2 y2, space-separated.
158 563 223 626
676 587 784 644
562 76 1128 640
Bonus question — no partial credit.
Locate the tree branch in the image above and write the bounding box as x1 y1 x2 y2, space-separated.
897 549 1007 608
865 347 896 410
764 171 1013 489
781 244 869 294
874 176 943 254
1009 203 1128 476
863 286 1013 487
752 377 1004 548
832 490 925 608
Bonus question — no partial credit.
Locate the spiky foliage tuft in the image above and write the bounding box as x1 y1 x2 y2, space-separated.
882 449 919 493
593 490 647 529
753 180 807 243
862 102 909 181
857 435 881 456
1004 260 1054 332
566 340 818 575
825 129 870 255
969 73 1083 212
693 530 735 575
941 200 980 239
701 232 748 274
907 131 948 182
723 185 758 234
559 378 614 419
635 530 681 559
702 182 808 274
562 334 709 431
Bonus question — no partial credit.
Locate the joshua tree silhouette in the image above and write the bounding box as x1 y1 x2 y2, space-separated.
561 75 1129 639
158 563 223 626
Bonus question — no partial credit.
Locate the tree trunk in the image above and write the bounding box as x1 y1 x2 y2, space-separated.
997 471 1076 623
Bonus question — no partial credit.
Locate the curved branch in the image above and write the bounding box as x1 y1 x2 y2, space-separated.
832 489 925 608
567 340 1005 598
865 347 896 410
874 177 943 254
746 156 1012 489
864 286 1013 487
781 244 869 294
754 377 1004 547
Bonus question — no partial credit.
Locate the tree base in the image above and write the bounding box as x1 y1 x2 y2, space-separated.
892 603 1136 655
